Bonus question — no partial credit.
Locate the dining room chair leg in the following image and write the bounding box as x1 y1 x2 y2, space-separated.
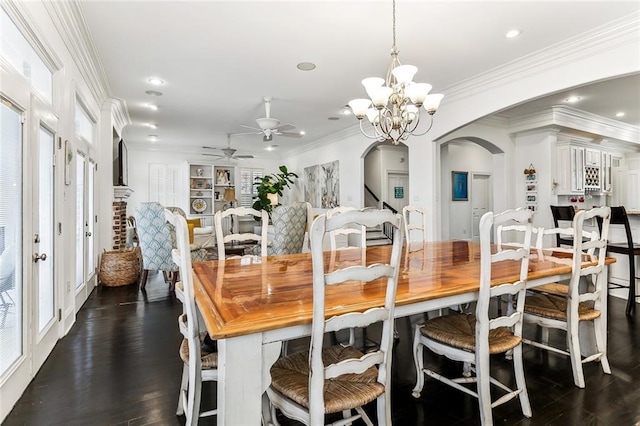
140 269 149 289
594 316 611 374
568 320 585 388
176 363 188 415
475 351 493 426
626 252 637 316
411 325 425 398
512 344 532 417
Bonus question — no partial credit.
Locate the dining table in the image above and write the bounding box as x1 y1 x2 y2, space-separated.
192 240 614 425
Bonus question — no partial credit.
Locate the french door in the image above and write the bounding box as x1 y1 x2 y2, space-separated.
0 90 60 418
29 94 59 371
75 153 96 308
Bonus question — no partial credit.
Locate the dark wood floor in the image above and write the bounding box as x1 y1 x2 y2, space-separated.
4 271 639 425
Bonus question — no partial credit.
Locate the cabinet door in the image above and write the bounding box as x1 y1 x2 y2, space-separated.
585 148 601 166
570 146 585 194
555 145 572 195
628 171 640 211
601 152 612 192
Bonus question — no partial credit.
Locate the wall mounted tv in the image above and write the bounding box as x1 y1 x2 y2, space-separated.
113 139 128 186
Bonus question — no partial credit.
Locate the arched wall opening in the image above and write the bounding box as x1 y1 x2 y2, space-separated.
439 137 505 240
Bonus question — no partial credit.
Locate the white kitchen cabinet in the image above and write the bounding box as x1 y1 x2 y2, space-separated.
600 151 613 193
556 144 586 195
628 170 640 211
585 148 601 166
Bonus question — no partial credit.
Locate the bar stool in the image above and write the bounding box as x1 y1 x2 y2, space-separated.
550 205 575 247
597 206 639 316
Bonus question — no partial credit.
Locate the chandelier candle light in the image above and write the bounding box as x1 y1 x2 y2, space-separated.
348 0 444 144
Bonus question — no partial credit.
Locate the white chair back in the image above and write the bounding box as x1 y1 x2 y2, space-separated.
307 208 403 424
326 206 366 251
478 209 533 349
402 205 427 243
214 207 268 260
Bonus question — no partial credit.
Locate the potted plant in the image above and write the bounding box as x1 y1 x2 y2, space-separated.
252 165 299 219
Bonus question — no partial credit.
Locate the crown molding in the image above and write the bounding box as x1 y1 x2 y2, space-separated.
43 0 110 103
102 98 131 136
286 124 363 157
440 12 640 106
508 105 640 145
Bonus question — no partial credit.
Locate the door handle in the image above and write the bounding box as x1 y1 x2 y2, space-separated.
33 253 47 263
86 232 92 237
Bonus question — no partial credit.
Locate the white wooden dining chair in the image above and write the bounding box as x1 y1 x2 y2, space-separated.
266 208 403 426
412 208 534 426
327 206 366 251
165 209 218 426
402 205 427 243
531 225 599 298
523 206 611 388
214 206 268 260
326 206 367 345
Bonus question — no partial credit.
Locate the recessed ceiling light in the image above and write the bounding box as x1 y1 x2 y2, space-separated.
297 62 316 71
506 29 521 39
147 77 165 86
149 135 158 141
145 90 163 96
328 116 340 121
340 106 352 115
146 103 159 111
299 130 306 136
615 112 625 117
564 96 582 103
147 123 158 129
265 145 278 151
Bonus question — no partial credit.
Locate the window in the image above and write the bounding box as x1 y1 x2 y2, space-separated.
239 168 263 208
0 8 53 102
75 100 95 144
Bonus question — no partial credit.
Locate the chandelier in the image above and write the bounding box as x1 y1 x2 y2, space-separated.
348 0 444 144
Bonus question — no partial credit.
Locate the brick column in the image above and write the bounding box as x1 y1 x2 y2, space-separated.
112 201 127 249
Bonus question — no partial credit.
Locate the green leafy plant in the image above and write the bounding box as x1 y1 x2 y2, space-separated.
252 165 299 218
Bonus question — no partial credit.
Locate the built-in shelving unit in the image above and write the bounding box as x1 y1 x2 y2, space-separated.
187 163 235 226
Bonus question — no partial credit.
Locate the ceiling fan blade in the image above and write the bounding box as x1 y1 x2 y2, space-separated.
234 155 254 159
275 124 295 132
279 131 304 138
234 131 262 136
202 153 223 157
239 124 263 132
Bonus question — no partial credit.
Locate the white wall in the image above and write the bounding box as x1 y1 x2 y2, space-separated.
126 147 284 214
441 141 493 239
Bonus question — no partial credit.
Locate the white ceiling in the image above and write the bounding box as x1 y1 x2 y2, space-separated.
78 1 640 158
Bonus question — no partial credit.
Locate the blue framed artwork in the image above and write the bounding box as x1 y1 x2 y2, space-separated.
452 171 468 201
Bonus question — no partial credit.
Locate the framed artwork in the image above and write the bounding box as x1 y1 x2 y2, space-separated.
526 183 537 192
452 171 468 201
526 194 537 203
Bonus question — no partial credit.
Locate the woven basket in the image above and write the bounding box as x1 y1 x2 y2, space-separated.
99 247 141 287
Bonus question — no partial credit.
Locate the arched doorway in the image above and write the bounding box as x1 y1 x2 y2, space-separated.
362 141 410 213
439 137 505 240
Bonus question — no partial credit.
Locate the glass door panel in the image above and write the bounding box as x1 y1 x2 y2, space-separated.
37 126 54 332
0 99 24 378
75 154 85 289
86 160 95 278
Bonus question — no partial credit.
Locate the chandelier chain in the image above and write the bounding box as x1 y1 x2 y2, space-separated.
392 0 397 51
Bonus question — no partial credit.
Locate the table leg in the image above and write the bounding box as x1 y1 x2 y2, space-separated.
217 334 281 425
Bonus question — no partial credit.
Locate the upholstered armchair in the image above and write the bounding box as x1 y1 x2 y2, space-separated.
269 202 312 255
134 202 179 289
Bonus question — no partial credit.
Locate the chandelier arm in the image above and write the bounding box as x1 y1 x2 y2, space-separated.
358 120 385 140
411 115 435 137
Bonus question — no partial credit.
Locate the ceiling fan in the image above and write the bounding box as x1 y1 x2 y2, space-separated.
238 96 304 142
202 134 254 160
